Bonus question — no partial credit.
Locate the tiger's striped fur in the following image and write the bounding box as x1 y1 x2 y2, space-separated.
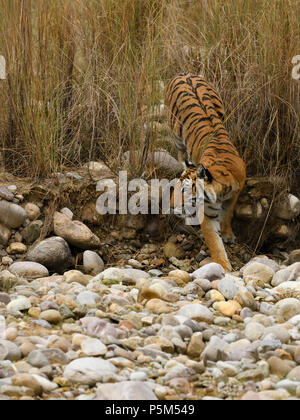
166 73 246 271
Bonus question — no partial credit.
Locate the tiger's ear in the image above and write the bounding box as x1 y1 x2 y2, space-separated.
185 159 196 168
197 164 213 183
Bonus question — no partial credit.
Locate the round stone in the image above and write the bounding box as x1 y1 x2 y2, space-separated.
40 310 62 324
83 251 104 276
9 262 49 279
7 297 31 312
24 203 41 221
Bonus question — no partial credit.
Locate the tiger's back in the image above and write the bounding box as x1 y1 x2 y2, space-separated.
165 73 246 271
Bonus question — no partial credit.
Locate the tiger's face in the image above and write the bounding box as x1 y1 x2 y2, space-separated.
170 161 216 225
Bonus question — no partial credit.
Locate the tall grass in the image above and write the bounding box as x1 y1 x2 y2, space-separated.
0 0 299 187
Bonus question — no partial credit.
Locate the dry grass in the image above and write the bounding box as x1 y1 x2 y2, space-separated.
0 0 299 189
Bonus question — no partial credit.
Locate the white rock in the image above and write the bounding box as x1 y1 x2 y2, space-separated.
32 374 58 392
177 304 214 323
96 381 157 401
64 358 117 385
9 262 49 279
81 338 107 356
271 269 292 287
76 291 99 306
60 208 73 220
94 268 150 284
130 372 148 382
245 322 265 342
7 297 31 312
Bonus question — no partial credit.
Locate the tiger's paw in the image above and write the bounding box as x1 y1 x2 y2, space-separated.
222 233 237 245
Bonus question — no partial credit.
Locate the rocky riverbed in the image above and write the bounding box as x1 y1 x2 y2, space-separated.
0 178 300 400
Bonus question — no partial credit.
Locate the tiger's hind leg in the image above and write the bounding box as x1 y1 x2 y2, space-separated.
201 214 232 272
220 192 240 244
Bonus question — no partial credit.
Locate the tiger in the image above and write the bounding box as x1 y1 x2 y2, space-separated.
165 73 246 272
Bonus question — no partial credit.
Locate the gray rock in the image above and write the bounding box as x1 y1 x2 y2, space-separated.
81 317 125 340
26 237 72 273
275 380 300 393
0 293 10 304
177 304 214 323
226 339 257 362
245 322 265 342
287 366 300 381
201 336 228 363
83 251 104 275
27 351 50 368
9 262 49 280
147 151 183 173
96 381 157 401
263 326 291 344
0 340 22 361
218 277 238 300
40 349 68 365
0 187 14 202
194 279 212 292
271 269 292 287
192 263 225 282
0 201 27 228
76 291 99 306
21 221 43 245
64 358 117 385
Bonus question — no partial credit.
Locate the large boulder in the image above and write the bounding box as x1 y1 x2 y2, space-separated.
9 262 49 280
26 237 72 273
0 200 27 229
53 212 101 249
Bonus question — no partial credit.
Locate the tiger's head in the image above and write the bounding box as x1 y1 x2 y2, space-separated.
170 160 216 225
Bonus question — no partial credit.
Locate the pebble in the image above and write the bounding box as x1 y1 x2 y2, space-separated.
0 201 27 229
0 210 300 402
64 358 117 385
24 204 41 221
218 277 238 300
243 263 275 287
81 338 107 356
9 262 49 279
83 251 104 275
177 304 214 323
7 297 31 312
213 301 242 317
26 237 72 273
192 263 225 282
40 310 62 324
96 381 157 401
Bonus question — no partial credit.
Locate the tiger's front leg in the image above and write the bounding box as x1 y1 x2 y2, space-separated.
200 215 232 272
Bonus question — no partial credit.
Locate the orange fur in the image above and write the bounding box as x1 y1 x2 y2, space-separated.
165 73 246 271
